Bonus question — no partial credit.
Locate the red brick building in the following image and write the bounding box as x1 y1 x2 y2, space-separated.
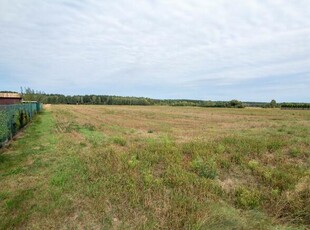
0 93 22 105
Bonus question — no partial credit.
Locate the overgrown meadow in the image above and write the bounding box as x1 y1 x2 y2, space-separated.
0 105 309 229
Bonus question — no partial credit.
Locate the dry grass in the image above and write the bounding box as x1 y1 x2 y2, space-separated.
0 105 309 229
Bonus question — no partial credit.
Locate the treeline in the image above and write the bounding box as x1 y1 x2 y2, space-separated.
21 88 244 108
281 103 310 109
20 88 310 109
25 93 244 108
0 91 19 94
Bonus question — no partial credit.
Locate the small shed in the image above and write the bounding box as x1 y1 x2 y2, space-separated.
0 93 22 105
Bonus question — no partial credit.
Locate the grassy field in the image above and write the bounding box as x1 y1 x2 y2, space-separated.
0 105 309 229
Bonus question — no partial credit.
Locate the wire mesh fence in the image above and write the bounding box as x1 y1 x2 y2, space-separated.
0 102 43 147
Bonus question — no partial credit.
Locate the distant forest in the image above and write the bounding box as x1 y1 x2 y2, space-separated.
20 89 244 108
3 88 309 109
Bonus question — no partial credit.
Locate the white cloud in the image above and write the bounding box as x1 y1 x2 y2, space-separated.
0 0 309 101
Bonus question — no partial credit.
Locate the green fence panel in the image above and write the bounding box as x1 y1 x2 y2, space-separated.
0 102 43 147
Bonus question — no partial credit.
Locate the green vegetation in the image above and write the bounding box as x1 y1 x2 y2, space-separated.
281 103 310 109
0 105 309 229
21 88 310 109
0 91 19 94
22 87 246 107
0 103 42 147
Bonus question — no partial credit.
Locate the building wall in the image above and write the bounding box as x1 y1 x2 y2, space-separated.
0 98 22 105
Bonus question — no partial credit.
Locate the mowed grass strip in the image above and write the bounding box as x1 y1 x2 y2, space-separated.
0 105 309 229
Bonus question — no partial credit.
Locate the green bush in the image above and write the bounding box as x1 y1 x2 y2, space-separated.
289 148 301 157
191 157 217 179
111 136 127 146
248 160 259 171
235 187 262 209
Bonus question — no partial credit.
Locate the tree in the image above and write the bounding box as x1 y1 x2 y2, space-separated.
270 99 277 108
228 100 244 108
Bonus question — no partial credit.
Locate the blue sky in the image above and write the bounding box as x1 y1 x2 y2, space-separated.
0 0 309 102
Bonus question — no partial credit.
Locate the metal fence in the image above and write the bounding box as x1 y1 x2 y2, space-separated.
0 102 43 147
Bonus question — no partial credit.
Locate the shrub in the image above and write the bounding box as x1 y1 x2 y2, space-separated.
112 136 127 146
289 148 301 157
216 144 226 154
128 155 139 168
248 160 259 171
218 158 231 169
83 123 96 131
235 187 262 209
191 157 217 179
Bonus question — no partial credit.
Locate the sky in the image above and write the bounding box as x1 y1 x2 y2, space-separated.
0 0 310 102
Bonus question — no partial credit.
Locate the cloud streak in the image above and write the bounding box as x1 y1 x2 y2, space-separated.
0 0 309 101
